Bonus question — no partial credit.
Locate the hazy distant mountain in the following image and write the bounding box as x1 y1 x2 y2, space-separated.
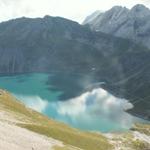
83 10 103 25
83 4 150 49
0 15 149 120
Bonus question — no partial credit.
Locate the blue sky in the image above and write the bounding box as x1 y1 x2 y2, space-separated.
0 0 149 23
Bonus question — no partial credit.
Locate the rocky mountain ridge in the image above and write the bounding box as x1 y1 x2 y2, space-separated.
83 4 150 48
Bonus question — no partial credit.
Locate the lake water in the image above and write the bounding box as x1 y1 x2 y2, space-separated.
0 73 143 132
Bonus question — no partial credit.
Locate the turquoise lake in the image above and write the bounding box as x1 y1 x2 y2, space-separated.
0 73 144 132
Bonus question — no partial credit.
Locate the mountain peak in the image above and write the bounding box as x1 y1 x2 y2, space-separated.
130 4 150 17
131 4 149 11
83 4 150 48
109 5 129 12
131 4 150 14
110 6 127 11
107 6 129 16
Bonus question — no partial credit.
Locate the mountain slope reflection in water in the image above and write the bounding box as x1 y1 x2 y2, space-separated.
0 73 142 132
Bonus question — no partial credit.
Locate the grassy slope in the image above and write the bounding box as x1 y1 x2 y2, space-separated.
0 89 112 150
0 89 150 150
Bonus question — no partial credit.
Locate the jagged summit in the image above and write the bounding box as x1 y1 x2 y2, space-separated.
83 4 150 48
130 4 150 17
109 5 128 11
131 4 149 11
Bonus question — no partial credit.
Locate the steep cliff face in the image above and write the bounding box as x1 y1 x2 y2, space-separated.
0 16 149 120
83 4 150 49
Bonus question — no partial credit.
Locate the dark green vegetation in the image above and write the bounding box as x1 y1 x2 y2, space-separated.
0 89 112 150
0 16 149 120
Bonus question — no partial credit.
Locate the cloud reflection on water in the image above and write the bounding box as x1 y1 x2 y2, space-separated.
16 88 137 132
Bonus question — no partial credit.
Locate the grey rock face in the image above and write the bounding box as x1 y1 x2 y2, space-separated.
83 4 150 48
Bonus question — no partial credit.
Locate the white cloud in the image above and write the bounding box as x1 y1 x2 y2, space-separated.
0 0 149 23
57 88 135 130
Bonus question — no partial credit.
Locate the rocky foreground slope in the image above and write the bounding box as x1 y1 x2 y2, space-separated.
0 89 149 150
